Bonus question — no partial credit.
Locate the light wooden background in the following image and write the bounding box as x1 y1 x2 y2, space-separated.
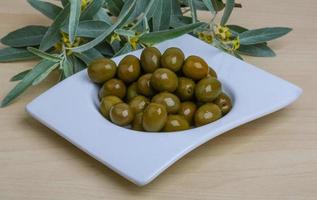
0 0 316 199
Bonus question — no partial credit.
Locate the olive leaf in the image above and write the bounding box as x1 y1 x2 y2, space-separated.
130 0 156 29
153 0 172 31
221 0 235 25
237 43 276 57
61 0 69 8
70 56 87 73
239 27 292 45
227 24 248 36
69 0 81 44
139 22 204 44
171 0 182 16
61 56 73 78
105 0 124 16
27 47 61 62
10 70 31 82
180 0 208 11
27 0 62 20
0 47 36 62
202 0 216 14
40 4 70 51
74 48 104 65
210 0 225 12
62 20 110 38
32 63 59 85
71 0 137 53
114 43 133 57
95 43 114 57
94 8 113 25
81 0 105 20
188 0 197 23
1 26 48 48
114 29 136 37
1 60 56 107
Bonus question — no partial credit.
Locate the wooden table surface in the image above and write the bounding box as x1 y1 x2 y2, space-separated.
0 0 316 199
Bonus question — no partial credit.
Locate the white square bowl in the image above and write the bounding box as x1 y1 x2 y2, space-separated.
26 35 302 186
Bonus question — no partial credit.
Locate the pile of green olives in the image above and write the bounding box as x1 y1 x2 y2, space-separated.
88 47 232 132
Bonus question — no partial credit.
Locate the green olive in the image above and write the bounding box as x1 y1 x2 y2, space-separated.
132 112 144 131
109 103 134 126
142 103 167 132
137 73 155 97
152 92 180 114
88 58 117 83
100 96 122 119
126 82 139 101
99 78 126 99
183 55 209 80
163 115 190 132
176 77 195 101
178 101 197 124
194 103 222 127
161 47 185 72
118 55 141 83
207 67 217 78
129 95 150 114
213 92 232 115
195 77 221 102
140 47 161 73
151 68 178 92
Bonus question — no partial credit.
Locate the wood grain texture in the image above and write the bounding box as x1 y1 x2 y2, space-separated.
0 0 316 199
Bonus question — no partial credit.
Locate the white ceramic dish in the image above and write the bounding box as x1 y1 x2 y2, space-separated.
26 35 302 186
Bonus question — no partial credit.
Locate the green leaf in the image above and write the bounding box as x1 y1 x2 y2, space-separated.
95 43 114 57
40 4 70 51
202 0 216 14
146 0 159 19
81 0 105 20
114 43 133 57
71 0 136 53
0 47 36 62
61 0 69 8
1 60 55 107
69 0 81 44
139 22 204 44
27 47 61 62
239 27 292 45
130 0 156 29
153 0 172 31
114 29 136 37
61 56 73 78
94 8 113 25
70 56 87 73
210 0 225 11
221 0 235 25
179 0 208 11
227 24 248 36
1 26 48 48
10 70 31 82
188 0 197 23
237 43 276 57
27 0 62 20
171 0 182 16
74 48 104 65
105 0 124 16
32 63 59 85
62 20 110 38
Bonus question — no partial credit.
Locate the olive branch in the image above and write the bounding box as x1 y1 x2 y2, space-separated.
0 0 291 107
